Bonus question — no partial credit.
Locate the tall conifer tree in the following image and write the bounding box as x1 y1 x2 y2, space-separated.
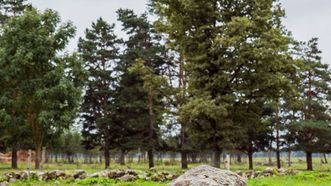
78 18 122 169
153 0 298 168
116 9 169 168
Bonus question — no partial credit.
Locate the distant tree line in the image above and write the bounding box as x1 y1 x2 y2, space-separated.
0 0 331 172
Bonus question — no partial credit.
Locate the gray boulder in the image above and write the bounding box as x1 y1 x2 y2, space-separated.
168 165 247 186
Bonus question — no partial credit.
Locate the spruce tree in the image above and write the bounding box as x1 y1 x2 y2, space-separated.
78 18 122 169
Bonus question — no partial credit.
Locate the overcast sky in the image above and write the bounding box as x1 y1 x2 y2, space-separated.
29 0 331 64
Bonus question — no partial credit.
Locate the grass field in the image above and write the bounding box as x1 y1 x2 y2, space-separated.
1 157 331 185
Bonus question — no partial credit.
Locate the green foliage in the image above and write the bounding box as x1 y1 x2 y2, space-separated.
0 8 83 168
115 8 170 153
286 38 331 170
78 18 122 154
0 0 30 24
153 0 298 162
129 59 169 98
288 121 331 153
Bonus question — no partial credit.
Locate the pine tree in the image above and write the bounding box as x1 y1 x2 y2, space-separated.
232 101 273 170
78 18 122 169
288 38 331 171
116 9 169 168
153 0 298 168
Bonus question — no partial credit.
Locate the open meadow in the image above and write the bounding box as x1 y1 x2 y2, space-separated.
1 157 331 185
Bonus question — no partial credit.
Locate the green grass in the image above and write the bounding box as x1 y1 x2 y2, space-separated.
1 157 331 185
248 172 331 186
10 178 168 186
6 172 331 186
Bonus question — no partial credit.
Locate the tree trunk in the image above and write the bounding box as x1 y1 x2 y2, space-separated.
181 151 188 169
55 153 58 163
306 151 313 171
276 149 281 169
148 149 154 168
147 94 155 168
11 145 18 169
120 149 125 165
212 150 221 168
248 153 254 170
35 145 41 169
191 152 198 163
247 140 254 170
288 150 291 167
268 144 272 165
104 145 110 169
180 124 188 169
320 153 325 164
179 51 188 169
237 154 242 164
200 152 208 163
324 153 328 164
89 154 92 164
275 103 281 169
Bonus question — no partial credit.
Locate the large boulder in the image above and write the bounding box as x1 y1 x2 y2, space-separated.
168 165 247 186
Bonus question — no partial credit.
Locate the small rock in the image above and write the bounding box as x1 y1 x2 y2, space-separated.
151 174 164 182
118 174 137 182
108 170 125 178
0 181 9 186
125 170 138 176
149 167 157 172
245 170 255 179
8 178 16 182
98 171 109 178
166 174 177 180
45 171 58 180
4 172 19 181
55 170 66 178
263 167 274 174
73 170 87 179
278 168 286 173
37 172 46 181
19 171 29 180
89 173 99 178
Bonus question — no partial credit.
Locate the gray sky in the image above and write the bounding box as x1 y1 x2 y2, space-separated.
29 0 331 64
